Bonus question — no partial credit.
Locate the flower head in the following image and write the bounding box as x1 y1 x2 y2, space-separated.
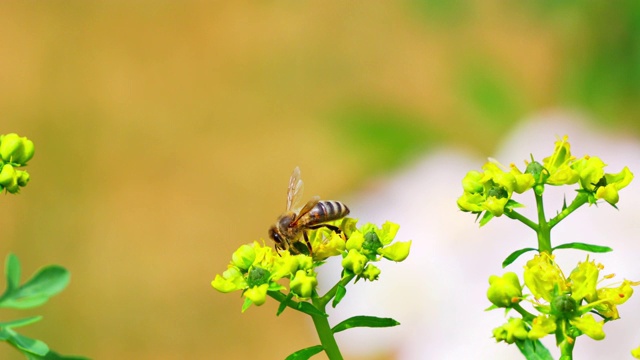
212 219 411 311
212 241 310 311
514 254 638 342
457 160 532 223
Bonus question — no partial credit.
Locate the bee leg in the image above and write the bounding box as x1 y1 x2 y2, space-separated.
302 230 313 255
309 224 341 234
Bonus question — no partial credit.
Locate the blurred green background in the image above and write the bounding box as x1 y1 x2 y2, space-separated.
0 1 639 359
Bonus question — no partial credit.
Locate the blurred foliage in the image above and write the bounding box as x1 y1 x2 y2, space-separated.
331 103 439 171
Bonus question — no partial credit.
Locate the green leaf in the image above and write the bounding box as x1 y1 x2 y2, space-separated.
515 338 554 360
552 242 613 253
332 315 400 334
478 211 494 227
0 316 43 329
331 284 346 308
3 327 49 356
6 253 21 292
285 345 323 360
297 302 327 318
502 248 538 268
0 265 70 309
506 199 525 209
241 297 252 313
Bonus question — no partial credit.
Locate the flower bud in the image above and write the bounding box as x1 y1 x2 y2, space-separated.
361 264 381 281
342 249 368 275
289 270 317 298
0 164 18 188
456 192 484 213
0 133 35 165
550 294 577 319
16 170 30 187
487 272 522 308
231 244 257 271
244 283 269 306
492 318 528 344
461 170 483 193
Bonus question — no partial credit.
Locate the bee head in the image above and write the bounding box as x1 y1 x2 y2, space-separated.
268 225 283 245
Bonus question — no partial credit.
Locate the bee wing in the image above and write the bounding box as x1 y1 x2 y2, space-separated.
291 196 320 226
287 166 304 211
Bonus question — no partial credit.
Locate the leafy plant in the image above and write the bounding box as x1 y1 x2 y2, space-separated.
212 219 411 359
0 133 87 360
458 135 639 359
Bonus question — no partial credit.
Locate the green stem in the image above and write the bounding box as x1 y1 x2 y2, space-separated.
511 303 536 322
504 209 538 232
311 294 343 360
318 274 355 307
535 191 552 253
557 320 575 360
549 192 589 229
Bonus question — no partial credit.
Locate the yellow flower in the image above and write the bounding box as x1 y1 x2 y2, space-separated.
523 253 568 302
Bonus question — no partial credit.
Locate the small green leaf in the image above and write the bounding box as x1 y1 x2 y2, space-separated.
297 302 327 318
0 265 70 309
276 292 294 316
241 297 252 313
515 338 554 360
6 253 21 292
552 242 612 253
484 304 499 311
4 328 49 356
332 284 347 308
479 211 494 227
506 199 525 209
332 315 400 334
285 345 324 360
0 316 43 329
502 248 538 268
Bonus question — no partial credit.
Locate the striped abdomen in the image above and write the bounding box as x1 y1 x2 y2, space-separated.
299 200 350 227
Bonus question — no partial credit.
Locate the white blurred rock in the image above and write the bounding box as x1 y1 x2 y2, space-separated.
323 111 640 360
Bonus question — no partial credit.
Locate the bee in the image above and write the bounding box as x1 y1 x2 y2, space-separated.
268 167 350 255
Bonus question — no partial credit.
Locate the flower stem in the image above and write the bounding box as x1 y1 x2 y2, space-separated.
318 274 355 307
549 192 589 229
535 191 552 253
311 295 343 360
504 209 538 232
511 303 536 322
556 320 574 360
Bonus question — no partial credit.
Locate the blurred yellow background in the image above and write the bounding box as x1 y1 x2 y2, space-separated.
1 1 638 359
